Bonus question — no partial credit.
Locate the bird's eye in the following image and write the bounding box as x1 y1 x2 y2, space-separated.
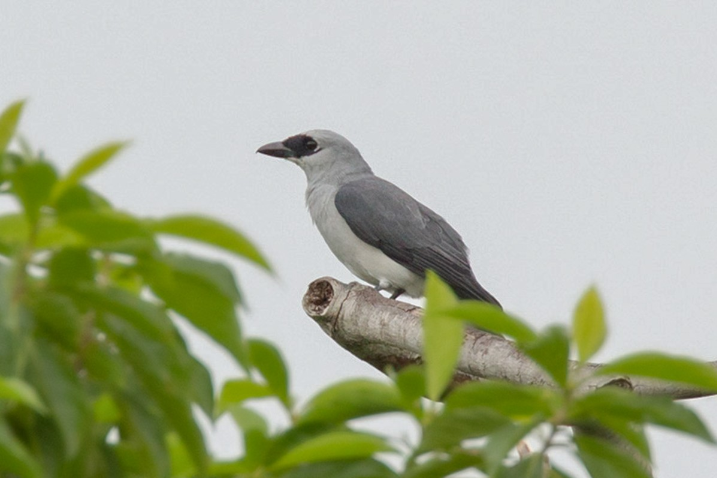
305 138 318 151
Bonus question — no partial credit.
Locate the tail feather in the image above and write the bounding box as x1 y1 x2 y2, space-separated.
453 280 502 309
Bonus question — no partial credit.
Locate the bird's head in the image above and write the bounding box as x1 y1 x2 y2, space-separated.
257 130 372 183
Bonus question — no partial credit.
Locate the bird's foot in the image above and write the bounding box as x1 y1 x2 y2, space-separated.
374 283 405 300
390 288 406 300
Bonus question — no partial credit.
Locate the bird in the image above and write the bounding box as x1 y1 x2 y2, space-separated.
257 130 501 308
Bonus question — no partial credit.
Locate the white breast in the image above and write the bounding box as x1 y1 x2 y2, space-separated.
305 185 424 297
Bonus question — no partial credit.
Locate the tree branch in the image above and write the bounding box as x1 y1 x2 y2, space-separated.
302 277 717 400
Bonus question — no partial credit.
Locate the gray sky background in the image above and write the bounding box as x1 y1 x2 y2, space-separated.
3 2 717 475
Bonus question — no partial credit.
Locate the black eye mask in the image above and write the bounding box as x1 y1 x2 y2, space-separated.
282 134 320 158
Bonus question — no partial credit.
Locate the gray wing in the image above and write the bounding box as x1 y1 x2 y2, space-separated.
334 177 500 307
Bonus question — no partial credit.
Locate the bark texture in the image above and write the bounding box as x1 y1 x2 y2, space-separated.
302 277 717 400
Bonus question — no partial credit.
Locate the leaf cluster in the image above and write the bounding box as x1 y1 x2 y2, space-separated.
0 101 270 478
414 272 717 477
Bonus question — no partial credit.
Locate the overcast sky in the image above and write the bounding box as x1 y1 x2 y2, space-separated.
3 2 717 475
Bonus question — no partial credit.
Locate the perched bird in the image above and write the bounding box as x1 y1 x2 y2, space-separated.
257 130 501 308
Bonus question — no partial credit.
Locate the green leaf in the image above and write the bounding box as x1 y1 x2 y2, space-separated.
572 387 714 444
270 431 393 471
209 460 256 475
149 383 208 474
446 381 559 420
0 100 25 154
48 247 96 287
572 286 606 362
423 271 463 401
98 311 191 394
106 261 143 293
0 417 42 478
264 422 336 466
0 215 82 252
575 434 651 478
168 432 197 478
93 393 121 423
402 451 485 478
60 209 152 242
34 419 82 476
143 253 247 367
27 291 82 350
217 379 273 413
14 136 33 161
581 417 651 462
51 141 128 203
11 161 58 224
298 379 403 425
641 397 712 442
119 392 171 478
100 314 207 473
147 214 271 270
187 356 214 417
598 352 717 391
0 152 25 179
29 340 91 458
0 265 16 376
59 209 155 249
280 458 398 478
229 405 270 468
249 338 290 406
521 325 570 387
484 420 540 473
82 339 128 387
0 376 48 413
74 283 175 341
35 221 85 249
548 466 578 478
54 183 112 215
496 454 545 478
394 365 426 409
419 406 510 452
0 213 29 247
441 301 537 343
164 252 242 302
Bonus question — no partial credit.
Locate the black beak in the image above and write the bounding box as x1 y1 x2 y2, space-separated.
256 141 296 159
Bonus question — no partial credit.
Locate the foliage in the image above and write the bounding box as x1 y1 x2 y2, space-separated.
418 272 717 477
1 101 715 478
0 101 269 478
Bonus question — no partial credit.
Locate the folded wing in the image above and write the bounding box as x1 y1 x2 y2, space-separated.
334 177 501 307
